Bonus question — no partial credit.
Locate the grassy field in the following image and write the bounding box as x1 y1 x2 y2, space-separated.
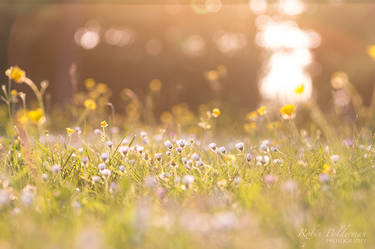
0 67 374 249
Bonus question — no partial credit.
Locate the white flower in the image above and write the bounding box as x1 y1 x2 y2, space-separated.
182 175 195 185
177 139 187 148
331 154 339 163
208 143 217 151
256 155 270 165
106 141 113 148
41 173 48 181
94 129 101 135
218 146 226 154
92 175 101 183
119 146 129 156
164 140 173 149
260 140 270 151
98 163 106 171
101 153 109 162
140 131 147 137
182 157 188 164
154 153 162 161
235 142 244 151
246 153 252 162
100 169 111 177
191 153 200 161
135 145 144 153
119 165 126 172
51 164 60 174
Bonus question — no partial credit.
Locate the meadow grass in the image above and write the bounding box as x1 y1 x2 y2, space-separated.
0 67 374 249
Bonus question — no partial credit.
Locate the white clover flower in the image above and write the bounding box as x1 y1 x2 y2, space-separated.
234 177 241 184
191 153 200 161
41 173 48 181
140 131 147 137
256 155 270 165
100 169 111 177
218 146 226 154
92 175 101 183
166 151 171 156
177 139 187 148
176 147 183 153
82 156 88 165
260 140 270 151
235 142 244 151
106 141 113 148
164 140 173 150
331 154 339 163
94 129 101 135
208 143 217 151
100 153 109 162
182 157 188 164
154 153 162 161
51 164 60 174
246 153 252 162
119 165 126 173
98 163 106 171
119 146 129 156
182 175 195 185
196 160 203 167
136 145 144 153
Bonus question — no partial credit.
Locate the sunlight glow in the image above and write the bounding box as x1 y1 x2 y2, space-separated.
256 10 320 103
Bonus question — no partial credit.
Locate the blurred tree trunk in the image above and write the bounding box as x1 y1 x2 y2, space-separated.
0 9 15 86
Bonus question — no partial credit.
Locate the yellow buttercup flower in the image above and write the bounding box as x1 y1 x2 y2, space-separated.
84 99 97 110
85 78 96 89
246 111 258 121
28 108 44 123
257 106 266 116
280 104 295 119
205 70 219 81
322 163 335 175
149 79 162 92
243 122 256 133
66 128 75 135
101 120 108 128
212 108 221 118
10 89 18 96
16 110 28 124
5 66 26 83
367 45 375 60
295 84 304 94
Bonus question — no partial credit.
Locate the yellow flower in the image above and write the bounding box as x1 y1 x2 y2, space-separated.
322 163 335 175
149 79 162 92
295 84 304 94
10 89 18 96
84 99 97 110
5 66 26 83
205 70 219 81
28 108 44 123
257 106 266 116
212 108 221 118
66 128 75 135
243 122 256 133
96 83 108 94
367 45 375 60
16 110 28 124
280 104 295 119
246 111 258 121
331 72 348 89
101 120 108 128
85 78 96 89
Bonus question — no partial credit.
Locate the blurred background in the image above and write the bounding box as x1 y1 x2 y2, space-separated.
1 0 375 114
